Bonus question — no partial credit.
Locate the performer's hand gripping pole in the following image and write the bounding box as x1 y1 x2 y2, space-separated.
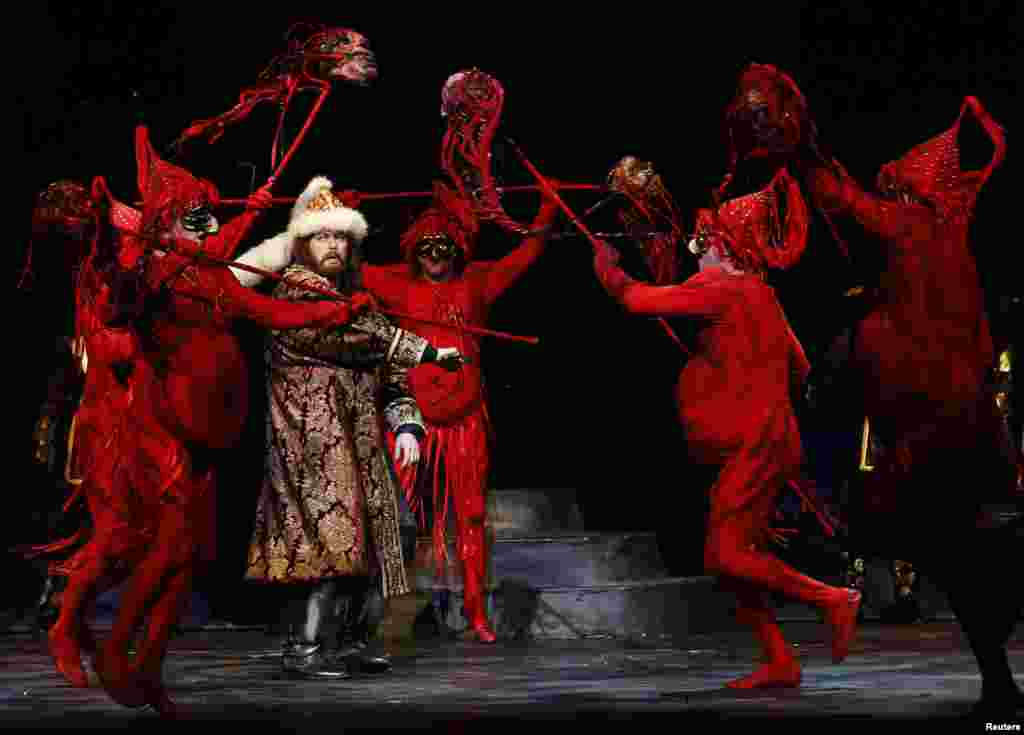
506 139 687 355
184 248 538 344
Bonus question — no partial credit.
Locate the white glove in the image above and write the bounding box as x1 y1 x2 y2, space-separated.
393 432 421 468
435 346 466 372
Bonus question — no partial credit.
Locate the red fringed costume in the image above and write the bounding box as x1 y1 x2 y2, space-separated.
44 126 355 715
593 171 860 689
360 183 558 642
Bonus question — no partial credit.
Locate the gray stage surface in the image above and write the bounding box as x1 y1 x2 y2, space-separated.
0 621 1021 730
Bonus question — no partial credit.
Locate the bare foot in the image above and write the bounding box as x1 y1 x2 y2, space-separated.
726 659 801 689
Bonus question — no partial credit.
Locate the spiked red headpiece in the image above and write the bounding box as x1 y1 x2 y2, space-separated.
695 168 809 272
876 96 1006 217
135 126 219 240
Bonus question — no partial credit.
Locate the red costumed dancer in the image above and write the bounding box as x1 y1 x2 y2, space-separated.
789 93 1023 712
361 186 557 642
45 126 360 716
592 173 861 689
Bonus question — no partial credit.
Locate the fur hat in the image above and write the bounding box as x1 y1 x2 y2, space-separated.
231 176 368 287
287 175 368 241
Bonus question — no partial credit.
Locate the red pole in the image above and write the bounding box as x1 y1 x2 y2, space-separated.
184 251 540 344
211 183 605 207
506 139 689 356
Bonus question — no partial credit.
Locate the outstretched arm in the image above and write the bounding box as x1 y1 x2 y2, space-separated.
165 255 350 330
593 243 727 319
479 198 560 305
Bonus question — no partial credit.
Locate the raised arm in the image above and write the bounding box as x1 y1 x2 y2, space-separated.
477 198 559 305
801 158 927 244
204 183 275 260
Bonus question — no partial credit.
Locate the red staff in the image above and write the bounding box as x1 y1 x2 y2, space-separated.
160 243 540 345
210 182 605 207
506 139 688 356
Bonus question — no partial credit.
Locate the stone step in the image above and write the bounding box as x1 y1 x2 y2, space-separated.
486 488 584 536
411 574 956 642
417 576 733 641
413 532 668 591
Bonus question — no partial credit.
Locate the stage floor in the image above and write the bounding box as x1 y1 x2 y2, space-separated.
1 621 1021 729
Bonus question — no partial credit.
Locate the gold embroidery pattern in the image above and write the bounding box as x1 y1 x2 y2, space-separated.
245 266 412 597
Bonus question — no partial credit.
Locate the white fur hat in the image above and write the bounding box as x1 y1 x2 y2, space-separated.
230 176 368 287
288 175 368 241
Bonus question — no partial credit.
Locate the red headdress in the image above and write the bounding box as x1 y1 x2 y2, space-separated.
399 181 479 265
693 167 809 273
876 96 1006 219
135 126 219 241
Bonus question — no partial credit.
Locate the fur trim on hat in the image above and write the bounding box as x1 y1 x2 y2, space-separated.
230 231 293 287
288 175 368 243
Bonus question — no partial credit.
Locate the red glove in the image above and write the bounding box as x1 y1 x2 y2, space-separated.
246 182 274 211
349 290 378 314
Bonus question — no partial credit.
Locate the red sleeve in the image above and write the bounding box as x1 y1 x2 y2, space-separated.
168 259 343 330
597 260 729 319
201 209 262 259
477 201 559 305
806 163 931 244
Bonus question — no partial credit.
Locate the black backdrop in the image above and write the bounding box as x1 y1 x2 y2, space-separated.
9 2 1020 619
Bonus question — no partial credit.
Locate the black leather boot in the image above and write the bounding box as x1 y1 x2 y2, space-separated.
334 580 391 674
282 582 350 679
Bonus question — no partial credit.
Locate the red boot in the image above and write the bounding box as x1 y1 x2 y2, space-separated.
460 526 496 643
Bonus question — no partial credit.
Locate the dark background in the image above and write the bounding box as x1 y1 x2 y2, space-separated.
9 2 1020 620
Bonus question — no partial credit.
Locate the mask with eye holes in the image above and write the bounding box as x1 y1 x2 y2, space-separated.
180 204 219 237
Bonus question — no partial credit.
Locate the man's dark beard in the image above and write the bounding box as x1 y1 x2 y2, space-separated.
331 255 363 295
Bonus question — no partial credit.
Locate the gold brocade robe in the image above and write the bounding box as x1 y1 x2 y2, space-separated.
245 266 427 598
